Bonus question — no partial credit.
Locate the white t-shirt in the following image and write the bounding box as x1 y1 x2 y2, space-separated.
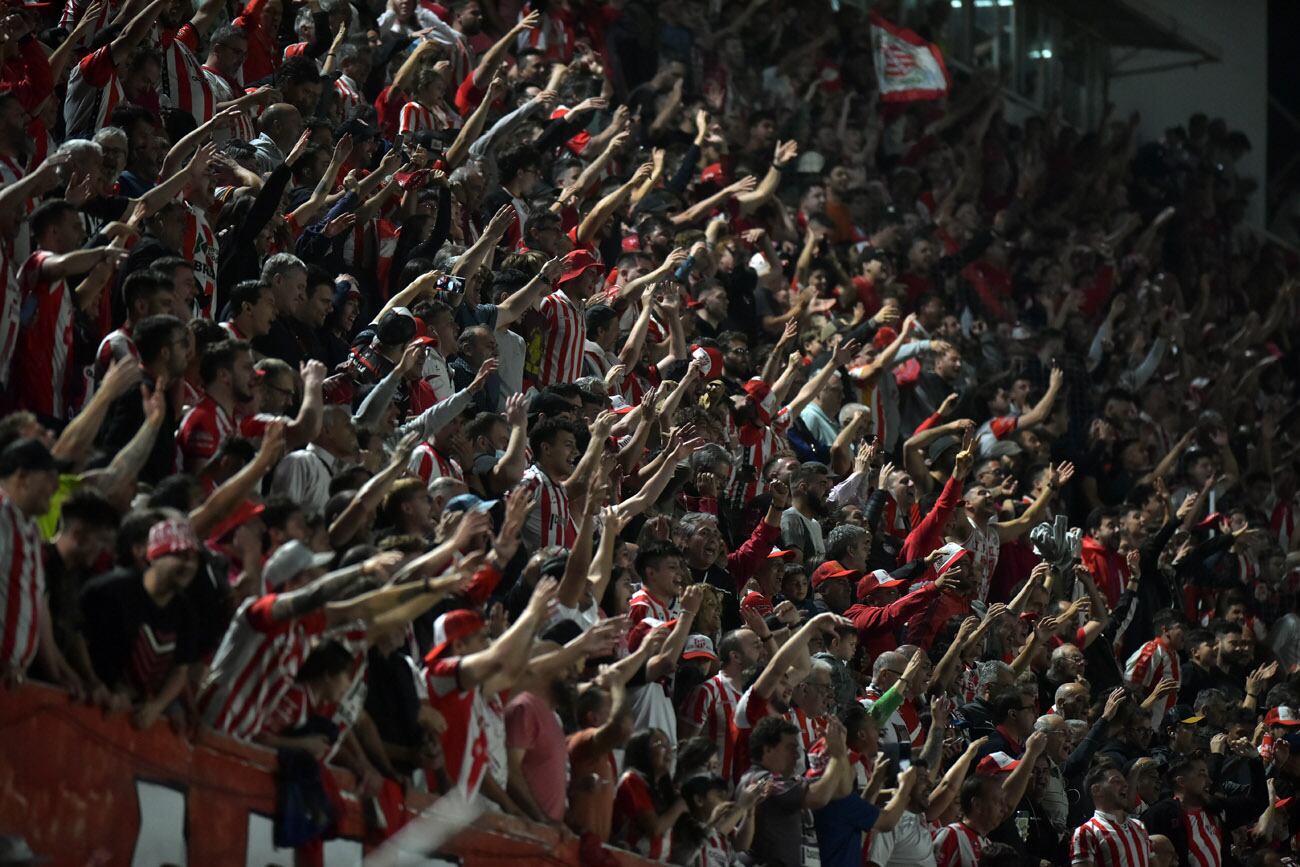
867 810 937 867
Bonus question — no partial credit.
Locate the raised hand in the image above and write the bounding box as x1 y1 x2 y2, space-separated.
470 358 499 391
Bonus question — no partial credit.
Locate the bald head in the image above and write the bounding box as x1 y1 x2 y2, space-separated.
259 103 303 151
1054 681 1089 720
1150 835 1175 867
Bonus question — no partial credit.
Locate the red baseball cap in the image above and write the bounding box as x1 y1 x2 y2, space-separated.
690 345 724 380
424 609 486 664
768 547 798 560
556 249 606 287
855 568 906 599
934 543 969 575
1266 706 1300 727
976 752 1020 775
146 518 200 562
811 560 857 590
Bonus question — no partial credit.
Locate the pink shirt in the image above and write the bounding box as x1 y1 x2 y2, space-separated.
505 690 570 822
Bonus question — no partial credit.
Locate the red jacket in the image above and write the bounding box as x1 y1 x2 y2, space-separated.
727 519 780 592
846 582 939 658
1080 535 1128 608
899 474 970 647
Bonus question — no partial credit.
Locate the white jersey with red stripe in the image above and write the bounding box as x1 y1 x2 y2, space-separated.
520 463 575 550
934 821 986 867
94 326 138 381
398 99 461 134
961 515 1001 603
182 203 220 316
334 74 363 112
862 683 922 750
0 155 32 265
0 491 44 672
159 25 216 126
582 339 615 380
65 46 125 138
728 413 791 506
1070 810 1152 867
515 3 573 61
424 656 493 797
1182 805 1222 867
534 290 586 387
197 594 328 740
785 706 827 775
201 68 258 142
1124 636 1179 726
409 442 464 489
15 251 75 420
627 586 674 627
694 828 732 867
686 672 742 780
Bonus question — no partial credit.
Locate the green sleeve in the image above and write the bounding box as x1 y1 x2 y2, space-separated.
867 683 905 727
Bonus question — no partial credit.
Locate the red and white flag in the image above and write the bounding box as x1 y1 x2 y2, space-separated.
870 12 951 103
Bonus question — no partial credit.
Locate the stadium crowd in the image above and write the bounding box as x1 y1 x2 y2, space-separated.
0 0 1298 864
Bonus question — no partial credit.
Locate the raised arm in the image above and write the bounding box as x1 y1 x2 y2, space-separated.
995 462 1073 541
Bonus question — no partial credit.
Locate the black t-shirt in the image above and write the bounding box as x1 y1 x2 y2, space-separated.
80 567 200 697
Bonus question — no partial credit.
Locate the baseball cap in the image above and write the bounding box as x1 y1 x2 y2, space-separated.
1164 704 1205 727
934 543 969 576
690 345 724 380
1266 706 1300 727
927 435 962 463
0 437 63 477
855 568 906 599
445 493 500 515
146 518 200 562
768 547 798 561
263 540 335 589
627 616 677 652
425 609 487 663
682 634 719 662
809 560 855 590
976 752 1020 775
556 249 605 287
377 309 419 345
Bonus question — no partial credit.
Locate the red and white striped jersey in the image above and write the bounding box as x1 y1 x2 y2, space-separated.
1070 810 1152 867
520 463 575 550
59 0 118 34
334 74 363 112
581 339 614 380
0 155 32 265
197 594 328 740
934 821 986 867
693 827 731 867
862 683 924 749
159 25 216 126
177 395 273 471
201 68 258 142
0 491 44 672
64 46 124 138
686 673 742 780
1272 497 1298 551
728 413 791 505
613 769 670 861
183 203 220 316
398 99 461 134
13 250 74 419
1182 805 1222 867
409 442 464 488
534 291 586 387
94 326 138 381
1124 636 1179 724
628 586 673 627
729 687 772 784
515 3 573 62
0 250 18 390
961 515 1001 603
424 656 493 797
785 705 827 771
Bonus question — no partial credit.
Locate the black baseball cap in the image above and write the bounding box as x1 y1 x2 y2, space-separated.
0 438 64 477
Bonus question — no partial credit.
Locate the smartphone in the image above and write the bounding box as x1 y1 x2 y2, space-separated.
436 274 466 294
